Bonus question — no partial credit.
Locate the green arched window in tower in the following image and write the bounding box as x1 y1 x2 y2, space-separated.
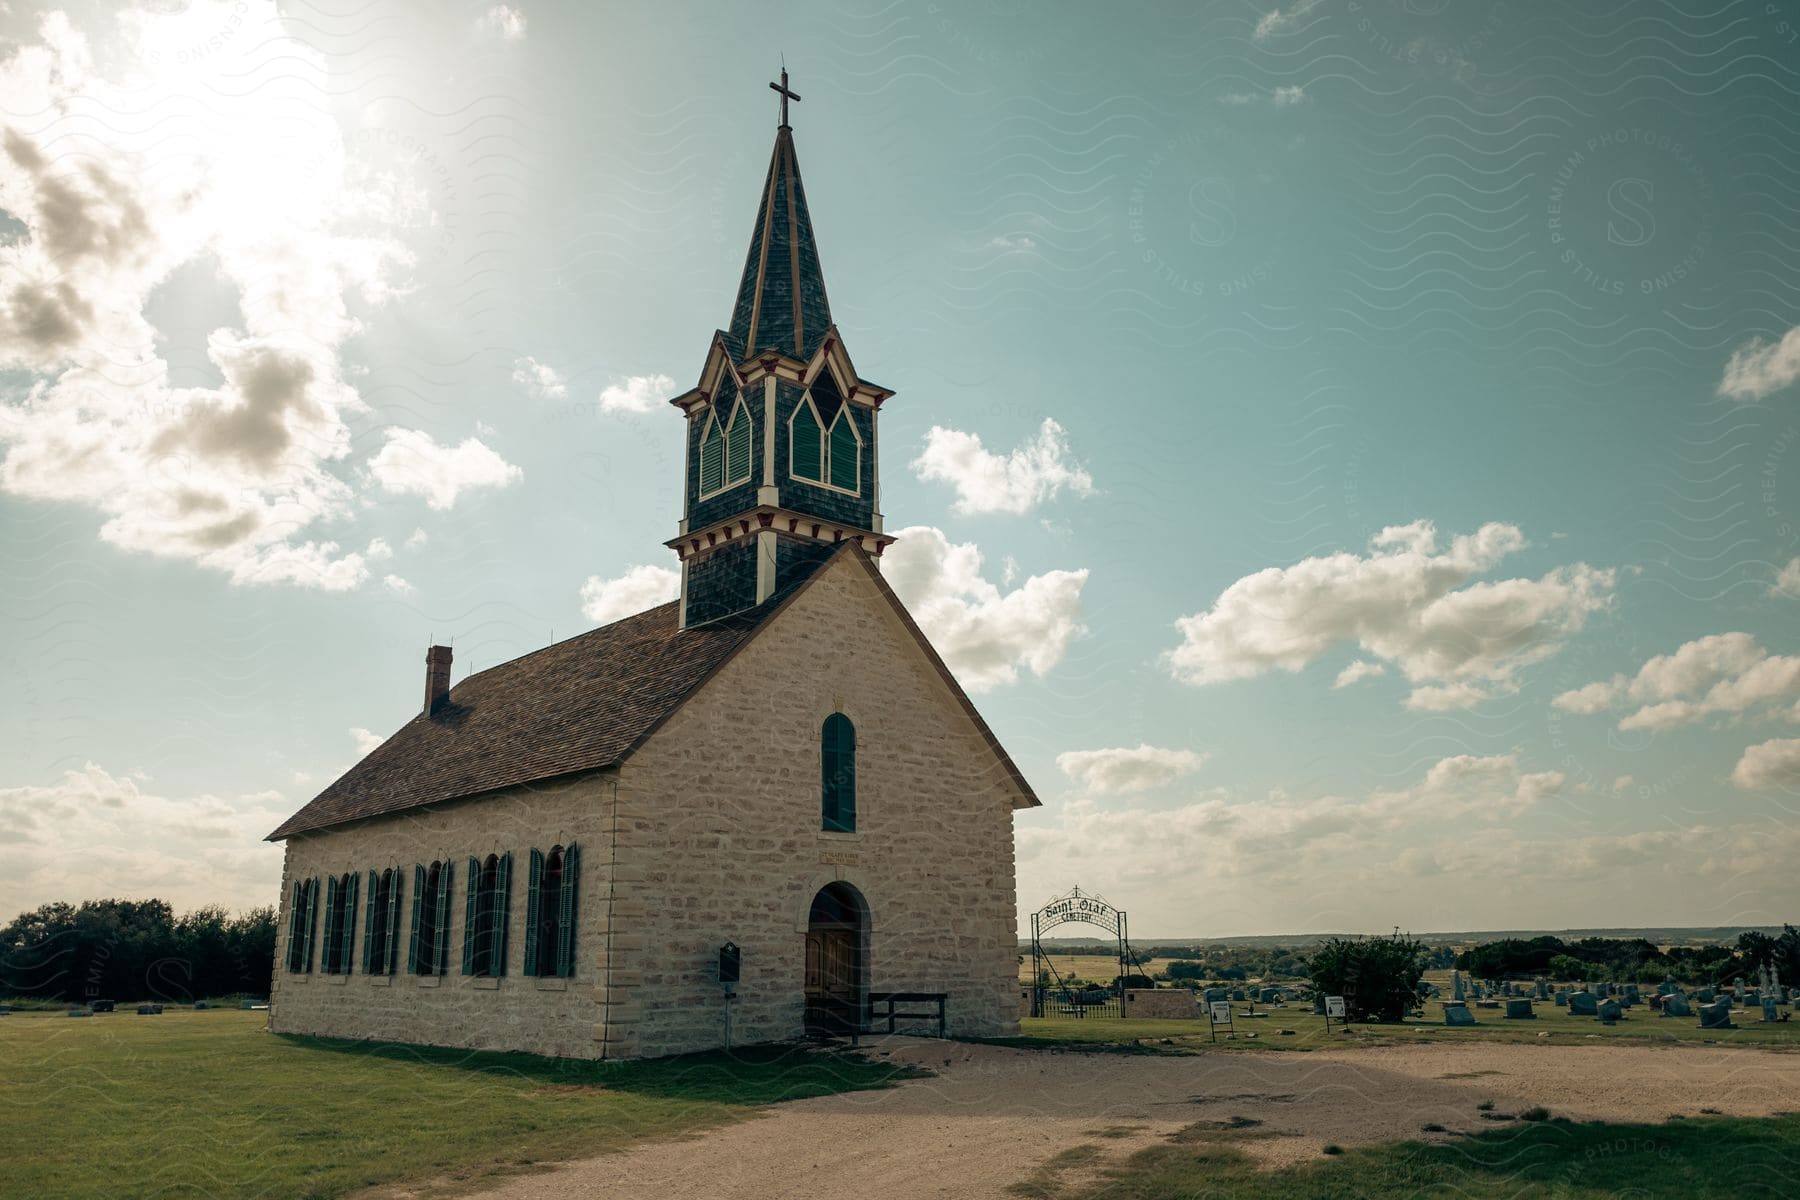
821 712 856 832
725 399 754 486
698 414 725 494
827 408 859 492
791 399 824 483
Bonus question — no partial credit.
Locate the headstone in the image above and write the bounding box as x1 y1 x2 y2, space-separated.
1203 988 1225 1005
1659 977 1676 996
1763 999 1780 1023
1597 999 1622 1024
1230 989 1247 1002
1622 985 1640 1005
1536 979 1548 1000
90 999 115 1013
1452 970 1465 1002
1259 987 1281 1004
1505 998 1536 1020
1568 991 1598 1016
1444 1004 1476 1026
136 1004 162 1015
1698 1000 1735 1030
1555 992 1567 1007
1662 994 1693 1018
1695 987 1715 1003
0 1005 10 1016
193 1000 209 1010
66 1010 91 1017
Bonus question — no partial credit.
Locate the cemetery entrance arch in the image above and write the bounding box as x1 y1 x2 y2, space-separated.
1030 886 1143 1018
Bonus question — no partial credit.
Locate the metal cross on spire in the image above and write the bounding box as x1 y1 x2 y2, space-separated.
769 68 801 128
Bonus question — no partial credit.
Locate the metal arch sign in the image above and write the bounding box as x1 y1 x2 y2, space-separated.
1034 887 1123 937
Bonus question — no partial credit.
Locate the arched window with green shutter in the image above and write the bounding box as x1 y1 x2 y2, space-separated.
790 398 823 482
523 844 579 978
463 852 512 977
555 843 580 978
827 408 859 493
698 413 725 494
725 399 754 486
821 712 856 832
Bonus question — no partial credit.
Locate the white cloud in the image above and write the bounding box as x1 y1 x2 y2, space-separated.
1271 85 1308 106
1166 521 1614 708
0 764 287 915
480 5 527 40
912 418 1095 516
1254 0 1325 40
986 234 1038 254
579 563 679 625
349 727 385 757
0 4 419 592
366 428 521 510
1719 326 1800 401
1775 557 1800 599
1555 632 1800 731
381 573 414 595
511 355 566 399
598 373 676 415
1056 745 1206 795
405 527 429 550
881 525 1088 691
1334 659 1385 688
1732 738 1800 790
366 537 393 561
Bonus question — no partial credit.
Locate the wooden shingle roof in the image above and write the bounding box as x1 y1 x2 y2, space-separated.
268 544 1039 841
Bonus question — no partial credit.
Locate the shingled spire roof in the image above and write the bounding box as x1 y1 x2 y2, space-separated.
726 124 833 360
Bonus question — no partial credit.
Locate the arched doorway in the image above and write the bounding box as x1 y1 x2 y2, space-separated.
804 882 867 1036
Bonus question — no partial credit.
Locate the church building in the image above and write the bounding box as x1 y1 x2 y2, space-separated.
266 77 1037 1061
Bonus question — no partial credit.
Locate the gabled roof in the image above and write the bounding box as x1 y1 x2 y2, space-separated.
727 125 833 360
268 544 1037 841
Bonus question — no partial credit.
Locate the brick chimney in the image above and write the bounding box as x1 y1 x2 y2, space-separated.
424 644 453 714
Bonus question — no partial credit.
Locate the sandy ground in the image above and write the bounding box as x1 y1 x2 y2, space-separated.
445 1037 1800 1199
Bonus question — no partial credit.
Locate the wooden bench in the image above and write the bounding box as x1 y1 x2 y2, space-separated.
863 992 948 1039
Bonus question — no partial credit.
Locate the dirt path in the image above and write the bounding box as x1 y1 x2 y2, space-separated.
455 1038 1800 1199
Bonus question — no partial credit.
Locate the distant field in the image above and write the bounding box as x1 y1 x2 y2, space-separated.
0 1008 917 1200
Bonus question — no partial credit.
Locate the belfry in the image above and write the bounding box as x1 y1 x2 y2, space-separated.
669 71 894 627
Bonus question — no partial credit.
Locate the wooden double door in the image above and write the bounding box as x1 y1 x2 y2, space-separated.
804 926 861 1035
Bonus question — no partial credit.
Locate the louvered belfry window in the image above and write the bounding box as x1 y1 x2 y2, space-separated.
827 408 858 491
791 399 823 482
821 712 857 833
699 415 725 493
523 842 581 978
725 400 754 486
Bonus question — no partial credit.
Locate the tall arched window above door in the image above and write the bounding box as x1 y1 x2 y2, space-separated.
821 712 856 832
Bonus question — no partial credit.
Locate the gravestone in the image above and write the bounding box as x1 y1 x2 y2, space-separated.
1203 988 1225 1005
1444 1004 1477 1026
1505 998 1536 1020
136 1004 162 1015
1568 991 1598 1016
1734 979 1746 1001
1230 989 1247 1002
1536 979 1549 1000
90 999 115 1013
1259 988 1281 1004
1622 985 1640 1005
1662 994 1693 1018
1763 999 1781 1023
1695 988 1716 1003
1659 977 1677 996
1452 970 1465 1002
193 1000 209 1011
1597 999 1622 1024
1555 992 1567 1007
1698 1000 1735 1030
66 1009 91 1017
0 1005 10 1016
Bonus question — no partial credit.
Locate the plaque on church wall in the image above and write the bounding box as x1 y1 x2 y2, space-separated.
819 850 860 866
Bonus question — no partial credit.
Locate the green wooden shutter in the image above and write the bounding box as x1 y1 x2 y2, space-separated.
362 870 378 974
323 876 339 972
556 843 580 979
302 879 319 973
406 865 425 974
726 401 753 484
435 861 454 975
286 882 303 972
523 849 544 977
791 402 822 481
828 410 858 492
493 852 513 976
699 418 724 493
385 870 403 975
341 873 359 974
461 857 480 975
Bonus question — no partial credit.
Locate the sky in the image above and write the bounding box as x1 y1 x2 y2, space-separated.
2 0 1800 938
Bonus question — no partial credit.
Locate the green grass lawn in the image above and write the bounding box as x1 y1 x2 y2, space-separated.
1006 997 1800 1053
1018 1110 1800 1199
0 1008 920 1200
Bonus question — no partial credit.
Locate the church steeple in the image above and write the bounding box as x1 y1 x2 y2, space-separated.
667 75 895 629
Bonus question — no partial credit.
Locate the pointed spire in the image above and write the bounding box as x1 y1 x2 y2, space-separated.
726 78 832 360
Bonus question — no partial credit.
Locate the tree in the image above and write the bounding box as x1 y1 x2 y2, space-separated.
1305 932 1429 1023
0 898 274 1003
1164 961 1205 980
1547 954 1586 981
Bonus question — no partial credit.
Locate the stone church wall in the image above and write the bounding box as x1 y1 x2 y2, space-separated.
602 552 1025 1059
268 772 612 1060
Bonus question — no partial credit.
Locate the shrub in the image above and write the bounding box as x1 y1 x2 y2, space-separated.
1305 931 1429 1023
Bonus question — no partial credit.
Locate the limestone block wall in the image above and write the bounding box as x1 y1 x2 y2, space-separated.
1123 988 1203 1019
603 554 1025 1059
269 772 612 1060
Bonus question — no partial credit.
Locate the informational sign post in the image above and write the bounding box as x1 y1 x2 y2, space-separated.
1208 999 1233 1043
1324 994 1346 1034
